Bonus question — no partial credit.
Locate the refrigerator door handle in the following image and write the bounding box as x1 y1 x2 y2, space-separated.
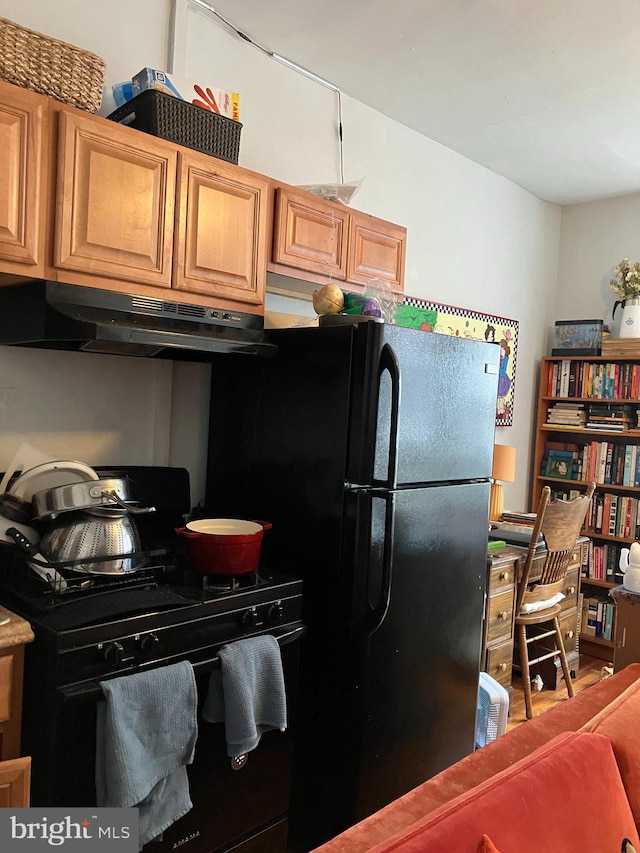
374 343 401 490
368 492 396 635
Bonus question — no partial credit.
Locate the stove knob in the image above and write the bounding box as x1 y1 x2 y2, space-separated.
138 633 161 658
240 607 259 629
268 603 284 624
103 641 124 667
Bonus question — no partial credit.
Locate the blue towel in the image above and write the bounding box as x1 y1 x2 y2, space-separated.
95 661 198 850
202 635 287 757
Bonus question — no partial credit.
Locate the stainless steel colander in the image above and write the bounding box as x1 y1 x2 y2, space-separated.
39 508 144 574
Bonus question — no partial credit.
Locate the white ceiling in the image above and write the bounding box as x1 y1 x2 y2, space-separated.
207 0 640 206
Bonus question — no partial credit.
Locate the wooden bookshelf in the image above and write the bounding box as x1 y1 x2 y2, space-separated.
532 355 640 661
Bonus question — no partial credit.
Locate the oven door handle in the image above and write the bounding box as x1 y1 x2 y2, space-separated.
191 624 305 676
59 624 306 705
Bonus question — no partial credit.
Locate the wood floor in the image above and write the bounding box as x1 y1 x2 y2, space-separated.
507 654 612 730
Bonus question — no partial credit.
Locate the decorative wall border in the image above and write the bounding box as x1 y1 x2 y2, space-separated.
398 296 519 427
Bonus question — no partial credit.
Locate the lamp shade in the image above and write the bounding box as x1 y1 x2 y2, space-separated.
492 444 516 484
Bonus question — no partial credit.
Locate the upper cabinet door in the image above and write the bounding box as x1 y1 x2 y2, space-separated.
347 212 406 290
174 152 268 305
0 82 46 274
54 110 176 287
273 186 348 279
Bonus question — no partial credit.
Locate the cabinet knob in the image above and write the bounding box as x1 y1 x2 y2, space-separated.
567 586 576 595
499 662 508 672
497 611 508 620
499 571 510 581
565 630 574 640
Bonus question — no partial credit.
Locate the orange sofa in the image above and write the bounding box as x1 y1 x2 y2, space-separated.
312 664 640 853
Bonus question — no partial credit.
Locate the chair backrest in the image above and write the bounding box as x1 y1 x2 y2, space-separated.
515 482 596 614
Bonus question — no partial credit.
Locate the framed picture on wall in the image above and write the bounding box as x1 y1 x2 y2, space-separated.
397 296 519 427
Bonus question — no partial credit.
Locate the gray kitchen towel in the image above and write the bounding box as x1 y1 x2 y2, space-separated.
202 634 287 756
95 660 198 850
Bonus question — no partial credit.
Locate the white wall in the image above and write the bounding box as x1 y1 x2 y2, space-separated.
557 193 640 336
0 0 564 510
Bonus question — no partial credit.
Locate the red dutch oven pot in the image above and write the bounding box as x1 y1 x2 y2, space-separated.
175 518 272 575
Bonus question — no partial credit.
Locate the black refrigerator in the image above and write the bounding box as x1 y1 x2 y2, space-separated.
205 321 500 852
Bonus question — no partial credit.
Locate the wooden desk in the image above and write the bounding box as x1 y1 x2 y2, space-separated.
483 537 588 694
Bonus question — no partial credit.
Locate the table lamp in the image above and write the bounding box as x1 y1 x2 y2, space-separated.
489 444 516 522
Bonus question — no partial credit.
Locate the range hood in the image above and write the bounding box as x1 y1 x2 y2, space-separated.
0 281 277 360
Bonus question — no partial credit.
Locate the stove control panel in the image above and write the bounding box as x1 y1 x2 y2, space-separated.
54 584 303 686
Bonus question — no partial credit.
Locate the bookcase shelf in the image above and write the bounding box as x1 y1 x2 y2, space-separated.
532 355 640 662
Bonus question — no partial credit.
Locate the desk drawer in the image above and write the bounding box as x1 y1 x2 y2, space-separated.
486 641 512 688
488 561 515 593
561 567 580 612
487 590 513 644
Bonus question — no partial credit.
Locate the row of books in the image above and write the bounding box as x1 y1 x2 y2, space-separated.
581 595 615 641
583 540 625 583
586 493 640 539
548 359 640 400
546 401 639 431
541 440 640 487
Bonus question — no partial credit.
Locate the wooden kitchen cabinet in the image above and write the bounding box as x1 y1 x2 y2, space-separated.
272 185 349 279
270 184 406 292
0 756 30 807
53 108 176 289
174 150 269 305
0 606 34 761
0 80 48 278
346 209 406 289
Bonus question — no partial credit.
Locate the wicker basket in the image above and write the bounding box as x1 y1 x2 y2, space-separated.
107 89 242 165
0 17 106 112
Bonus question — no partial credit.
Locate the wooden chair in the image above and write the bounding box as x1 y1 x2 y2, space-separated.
514 482 596 719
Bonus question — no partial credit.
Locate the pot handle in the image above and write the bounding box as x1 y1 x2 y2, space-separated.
175 527 203 539
613 299 626 320
252 520 272 531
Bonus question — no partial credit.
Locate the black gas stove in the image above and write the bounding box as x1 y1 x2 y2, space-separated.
0 466 304 853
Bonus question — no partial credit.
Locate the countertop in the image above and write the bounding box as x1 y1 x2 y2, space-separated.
0 606 34 648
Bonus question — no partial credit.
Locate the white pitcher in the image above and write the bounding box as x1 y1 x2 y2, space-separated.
614 297 640 338
619 541 640 592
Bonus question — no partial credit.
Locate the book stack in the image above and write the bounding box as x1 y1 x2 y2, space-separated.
490 511 545 549
581 594 614 640
546 402 587 427
586 403 633 432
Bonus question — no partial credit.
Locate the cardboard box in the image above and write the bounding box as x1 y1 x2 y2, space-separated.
132 68 240 121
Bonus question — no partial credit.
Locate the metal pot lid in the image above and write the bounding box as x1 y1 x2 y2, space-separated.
8 460 99 501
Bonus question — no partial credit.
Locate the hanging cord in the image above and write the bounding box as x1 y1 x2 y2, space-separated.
338 90 344 184
189 0 345 183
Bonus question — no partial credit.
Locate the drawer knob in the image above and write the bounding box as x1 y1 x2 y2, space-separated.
567 586 576 595
497 611 508 620
499 572 509 581
566 630 574 640
499 662 508 671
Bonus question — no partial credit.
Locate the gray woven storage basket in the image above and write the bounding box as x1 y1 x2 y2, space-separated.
0 17 106 112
